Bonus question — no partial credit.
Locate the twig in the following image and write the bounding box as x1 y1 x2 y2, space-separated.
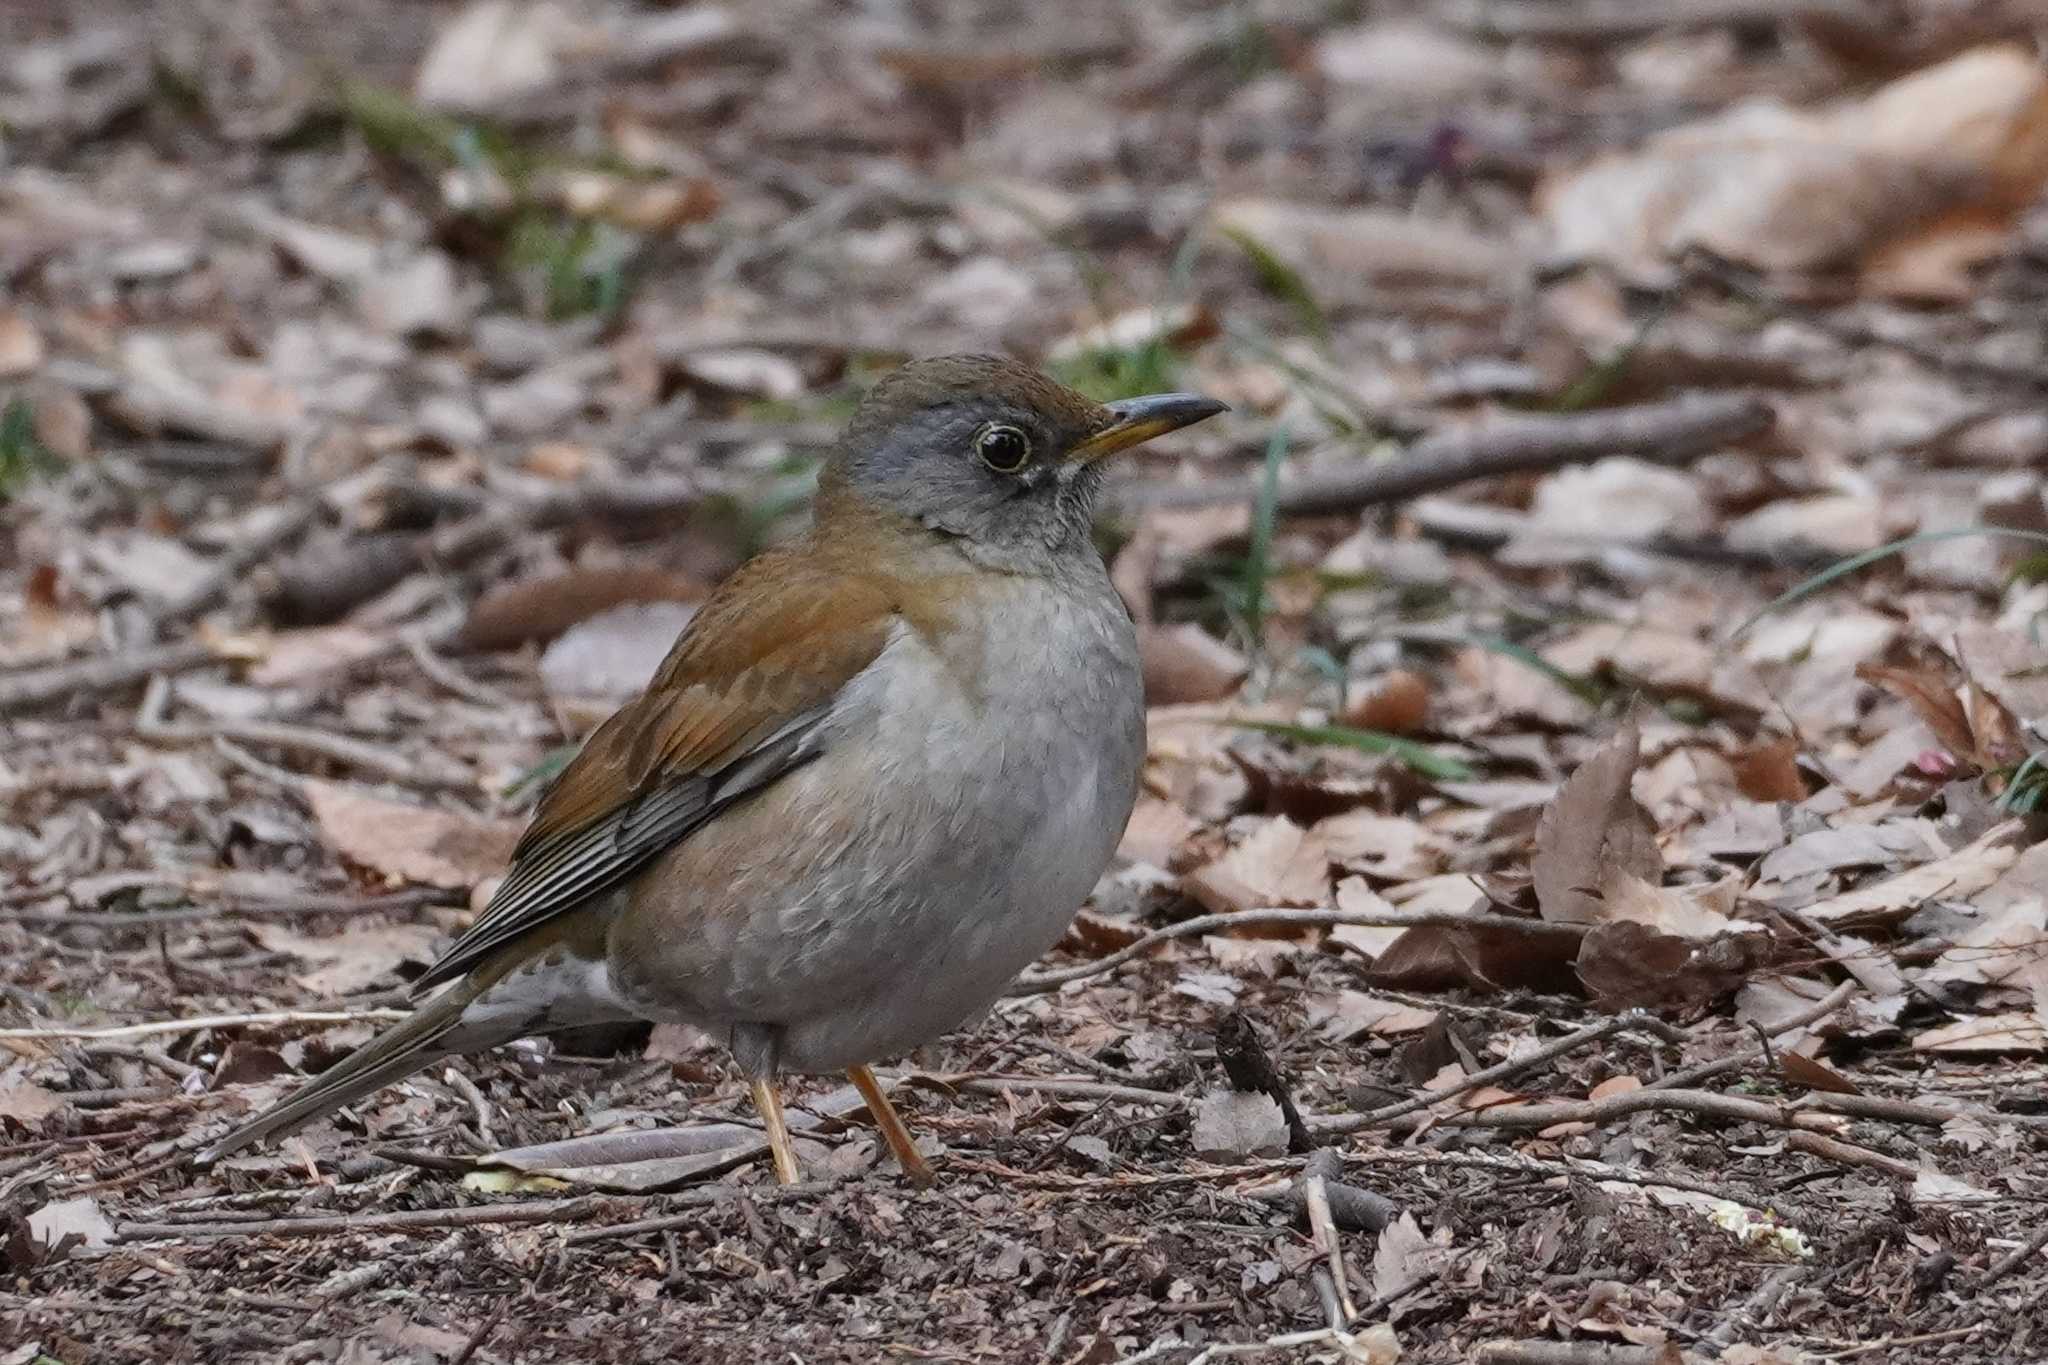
1361 1086 1839 1134
1215 1010 1313 1154
1648 981 1858 1091
1317 1011 1685 1136
564 1182 857 1244
263 476 699 624
1281 1147 1398 1233
0 885 450 928
1474 1341 1686 1365
118 1194 619 1242
1708 1264 1811 1347
1344 1145 1763 1208
1012 907 1580 994
1981 1222 2048 1287
145 498 320 625
1440 0 1885 43
403 631 516 708
1302 1171 1358 1325
947 1076 1189 1108
136 712 474 790
0 639 221 712
1786 1131 1919 1180
1115 392 1771 516
443 1067 498 1147
0 1009 410 1043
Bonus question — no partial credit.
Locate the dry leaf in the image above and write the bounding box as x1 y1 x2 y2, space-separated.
1575 919 1763 1011
1541 44 2048 299
1139 624 1248 706
1799 821 2022 926
1189 1089 1288 1160
1341 669 1430 735
415 0 571 111
306 782 520 890
27 1196 115 1255
0 1079 62 1130
1532 719 1660 925
1856 661 1976 762
1181 818 1331 914
248 922 444 996
461 568 704 652
1731 736 1809 803
1910 1013 2047 1053
1213 199 1518 301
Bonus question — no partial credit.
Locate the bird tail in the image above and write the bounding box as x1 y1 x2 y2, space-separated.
196 974 495 1164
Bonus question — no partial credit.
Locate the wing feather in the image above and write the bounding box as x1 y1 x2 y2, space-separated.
412 554 903 991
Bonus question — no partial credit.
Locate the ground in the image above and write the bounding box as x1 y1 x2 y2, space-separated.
6 1 2048 1362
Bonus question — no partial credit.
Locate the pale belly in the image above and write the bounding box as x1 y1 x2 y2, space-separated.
607 583 1144 1073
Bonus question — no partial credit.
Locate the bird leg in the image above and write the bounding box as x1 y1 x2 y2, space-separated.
747 1078 803 1186
848 1065 934 1186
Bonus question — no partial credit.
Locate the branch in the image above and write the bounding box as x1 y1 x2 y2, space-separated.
118 1194 620 1242
1114 392 1772 517
1011 906 1580 995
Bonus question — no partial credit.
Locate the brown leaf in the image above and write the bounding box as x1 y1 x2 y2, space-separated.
1532 718 1659 925
1181 818 1331 915
306 782 520 890
1730 736 1810 802
1139 624 1248 706
1341 670 1430 735
248 922 445 997
1855 661 1976 762
1575 920 1761 1011
1370 918 1582 995
1799 820 2023 926
0 1080 62 1131
461 567 706 652
1779 1052 1862 1095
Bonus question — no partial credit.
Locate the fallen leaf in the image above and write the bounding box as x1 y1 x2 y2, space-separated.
1139 624 1248 706
1731 737 1810 802
27 1196 114 1255
1181 817 1331 914
1541 44 2048 299
1798 821 2022 926
1189 1089 1288 1160
0 1080 62 1130
538 601 699 705
415 0 572 111
461 568 705 652
1341 669 1430 735
1532 719 1660 925
248 922 444 996
306 781 520 890
1779 1052 1862 1095
1575 919 1763 1011
1912 1013 2047 1053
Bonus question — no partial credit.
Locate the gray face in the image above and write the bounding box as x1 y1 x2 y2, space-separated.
834 397 1108 559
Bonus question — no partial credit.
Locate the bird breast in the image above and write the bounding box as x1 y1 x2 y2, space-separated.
610 569 1145 1071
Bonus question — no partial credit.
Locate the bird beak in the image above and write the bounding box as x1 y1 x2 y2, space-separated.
1065 392 1229 466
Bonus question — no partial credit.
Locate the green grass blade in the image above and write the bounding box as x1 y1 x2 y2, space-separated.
1232 719 1477 781
1730 526 2048 640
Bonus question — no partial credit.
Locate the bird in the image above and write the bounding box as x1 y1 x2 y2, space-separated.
199 354 1226 1184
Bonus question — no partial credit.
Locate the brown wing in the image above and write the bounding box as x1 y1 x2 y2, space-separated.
413 552 901 991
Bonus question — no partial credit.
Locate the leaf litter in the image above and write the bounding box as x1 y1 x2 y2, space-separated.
6 1 2048 1362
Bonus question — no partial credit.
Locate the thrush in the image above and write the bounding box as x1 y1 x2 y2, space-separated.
199 355 1225 1183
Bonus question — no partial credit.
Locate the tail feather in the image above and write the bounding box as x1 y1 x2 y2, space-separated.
197 979 488 1163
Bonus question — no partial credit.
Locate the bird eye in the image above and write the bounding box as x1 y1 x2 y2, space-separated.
974 422 1032 473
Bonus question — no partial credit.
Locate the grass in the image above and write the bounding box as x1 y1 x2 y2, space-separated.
1730 526 2048 640
1232 718 1477 782
0 398 60 499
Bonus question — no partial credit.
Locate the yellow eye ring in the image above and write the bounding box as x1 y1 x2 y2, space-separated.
974 422 1032 473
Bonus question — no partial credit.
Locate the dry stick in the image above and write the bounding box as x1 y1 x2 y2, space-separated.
565 1182 856 1244
1115 391 1772 516
1302 1172 1358 1325
1786 1131 1920 1180
1393 1086 1840 1134
1708 1264 1811 1347
0 639 220 711
1647 981 1858 1091
1439 0 1886 42
118 1194 619 1242
1981 1222 2048 1287
0 885 450 928
1011 907 1580 994
264 476 699 624
0 1009 410 1044
1315 1011 1684 1137
1345 1145 1760 1208
145 497 321 625
135 713 473 789
1474 1341 1685 1365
